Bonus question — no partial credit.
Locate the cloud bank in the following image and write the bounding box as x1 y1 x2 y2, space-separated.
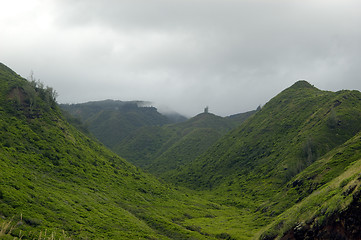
1 0 361 116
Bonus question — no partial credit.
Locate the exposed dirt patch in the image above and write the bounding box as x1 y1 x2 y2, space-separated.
281 193 361 240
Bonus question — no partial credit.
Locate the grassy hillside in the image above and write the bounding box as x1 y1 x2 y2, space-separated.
3 61 361 239
62 99 256 178
166 81 361 239
115 111 256 177
172 81 361 189
0 63 260 239
60 78 361 239
258 129 361 239
60 100 186 149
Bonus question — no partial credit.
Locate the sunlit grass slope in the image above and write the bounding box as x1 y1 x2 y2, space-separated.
3 61 361 240
0 63 254 239
258 129 361 239
168 81 361 239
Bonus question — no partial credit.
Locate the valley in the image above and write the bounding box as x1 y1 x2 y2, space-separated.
1 62 361 239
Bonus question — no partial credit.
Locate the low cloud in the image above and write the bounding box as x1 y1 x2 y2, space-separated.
1 0 361 116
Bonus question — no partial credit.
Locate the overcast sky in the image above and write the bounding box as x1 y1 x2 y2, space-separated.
1 0 360 117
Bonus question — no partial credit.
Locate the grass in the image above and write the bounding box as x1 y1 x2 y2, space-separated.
164 81 361 238
171 81 361 191
2 63 361 239
257 130 361 239
0 219 16 238
0 217 71 239
115 111 256 177
0 70 261 239
60 100 173 149
0 63 211 239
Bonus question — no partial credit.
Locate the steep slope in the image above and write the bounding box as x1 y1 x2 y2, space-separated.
166 81 361 239
0 63 188 239
115 111 256 176
60 100 186 149
4 62 361 240
170 81 361 212
0 63 253 239
259 129 361 239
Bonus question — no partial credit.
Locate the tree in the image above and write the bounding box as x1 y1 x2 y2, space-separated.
27 70 58 109
23 83 37 113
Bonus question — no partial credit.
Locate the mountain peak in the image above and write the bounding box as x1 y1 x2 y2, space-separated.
290 80 315 89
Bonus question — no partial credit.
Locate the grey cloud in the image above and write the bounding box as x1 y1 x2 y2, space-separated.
1 0 361 116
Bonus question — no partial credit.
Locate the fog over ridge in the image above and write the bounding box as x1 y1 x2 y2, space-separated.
1 0 360 116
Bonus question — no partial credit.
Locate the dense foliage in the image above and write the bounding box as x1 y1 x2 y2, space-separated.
115 111 256 176
172 81 361 189
2 62 361 239
60 100 186 149
0 63 258 239
62 99 256 178
259 130 361 239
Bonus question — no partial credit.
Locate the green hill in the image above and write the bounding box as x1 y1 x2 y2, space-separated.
0 63 257 239
259 129 361 239
167 80 361 238
61 99 256 177
173 81 361 189
115 111 256 177
60 100 186 149
3 61 361 239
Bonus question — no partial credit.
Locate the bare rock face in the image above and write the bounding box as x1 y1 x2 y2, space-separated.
281 193 361 240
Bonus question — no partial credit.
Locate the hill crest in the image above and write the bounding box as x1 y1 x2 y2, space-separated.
288 80 316 90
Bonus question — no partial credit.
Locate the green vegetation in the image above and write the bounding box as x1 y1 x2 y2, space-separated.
259 130 361 239
2 62 361 239
63 100 256 177
172 81 361 189
0 63 257 239
167 80 361 238
60 100 186 149
115 111 256 177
